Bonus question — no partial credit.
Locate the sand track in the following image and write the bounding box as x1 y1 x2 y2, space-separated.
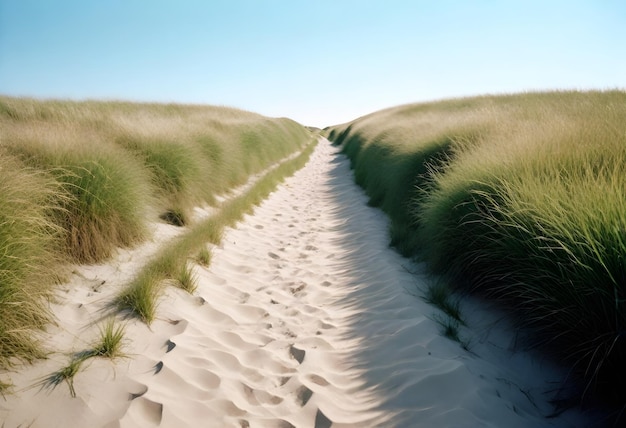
0 140 596 427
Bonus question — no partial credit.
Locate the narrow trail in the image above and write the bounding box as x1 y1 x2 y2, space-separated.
116 141 592 427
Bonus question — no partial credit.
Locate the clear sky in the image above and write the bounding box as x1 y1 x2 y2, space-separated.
1 1 625 127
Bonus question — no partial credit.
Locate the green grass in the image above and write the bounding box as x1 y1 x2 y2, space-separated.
52 149 150 262
423 280 465 326
327 90 626 407
0 96 312 369
0 153 62 369
116 268 163 324
38 318 126 398
39 357 84 398
432 314 462 343
90 319 126 359
176 263 198 294
0 379 11 396
196 247 212 266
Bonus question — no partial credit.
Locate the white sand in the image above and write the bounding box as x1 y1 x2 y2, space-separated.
0 140 598 427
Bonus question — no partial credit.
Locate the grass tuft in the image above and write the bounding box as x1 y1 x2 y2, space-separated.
40 358 84 398
0 379 12 397
423 280 465 325
52 152 150 262
37 318 126 398
115 270 161 324
432 314 462 343
196 247 212 266
91 319 126 359
177 263 198 294
0 153 62 368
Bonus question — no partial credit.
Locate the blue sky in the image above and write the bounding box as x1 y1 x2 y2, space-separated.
1 1 625 127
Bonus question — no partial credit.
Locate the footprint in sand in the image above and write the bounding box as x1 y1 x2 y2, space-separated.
289 345 306 364
308 374 330 387
295 385 314 406
288 282 306 294
128 384 148 400
126 397 163 425
315 409 333 428
164 339 176 353
239 292 250 304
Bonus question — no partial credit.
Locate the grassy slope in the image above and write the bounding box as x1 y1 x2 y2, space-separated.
326 90 626 408
0 97 313 368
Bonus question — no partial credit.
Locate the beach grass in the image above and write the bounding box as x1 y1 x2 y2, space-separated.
176 263 198 294
0 380 11 396
0 153 63 368
38 318 126 398
115 135 203 226
90 319 126 359
196 247 212 266
423 280 465 326
116 268 162 324
41 357 83 398
0 96 312 368
327 90 626 405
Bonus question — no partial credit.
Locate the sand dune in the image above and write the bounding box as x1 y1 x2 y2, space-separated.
0 140 598 427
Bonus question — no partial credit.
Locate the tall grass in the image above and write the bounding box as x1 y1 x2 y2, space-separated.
115 135 203 226
327 90 626 407
0 153 62 368
0 96 312 367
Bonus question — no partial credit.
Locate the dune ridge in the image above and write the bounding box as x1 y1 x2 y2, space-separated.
0 140 597 427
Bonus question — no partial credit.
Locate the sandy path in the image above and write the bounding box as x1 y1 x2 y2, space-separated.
0 140 597 427
114 141 593 427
